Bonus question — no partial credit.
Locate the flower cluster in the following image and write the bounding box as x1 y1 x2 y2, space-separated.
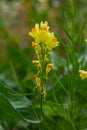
79 70 87 79
29 21 59 100
29 21 58 51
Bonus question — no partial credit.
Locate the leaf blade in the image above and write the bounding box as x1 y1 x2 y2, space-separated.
0 82 40 123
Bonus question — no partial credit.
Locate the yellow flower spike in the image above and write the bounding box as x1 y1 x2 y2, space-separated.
32 60 40 65
29 21 59 128
79 70 87 79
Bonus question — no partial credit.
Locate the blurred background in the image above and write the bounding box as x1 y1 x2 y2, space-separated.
0 0 87 130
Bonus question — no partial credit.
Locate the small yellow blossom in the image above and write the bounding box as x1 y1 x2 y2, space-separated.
46 63 53 75
32 60 40 65
79 70 87 79
46 34 59 51
32 42 38 48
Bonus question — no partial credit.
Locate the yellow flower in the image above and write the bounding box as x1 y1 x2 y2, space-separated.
32 42 38 48
46 33 59 51
79 70 87 79
29 21 49 43
29 21 59 101
46 63 53 75
29 21 59 52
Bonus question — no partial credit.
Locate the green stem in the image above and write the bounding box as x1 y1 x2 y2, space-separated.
40 91 43 130
40 43 45 130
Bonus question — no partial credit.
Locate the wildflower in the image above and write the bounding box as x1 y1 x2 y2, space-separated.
29 21 59 101
29 21 59 52
29 21 59 127
79 70 87 79
46 33 59 52
46 63 53 75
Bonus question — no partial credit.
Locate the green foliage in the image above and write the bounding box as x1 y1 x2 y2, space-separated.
0 82 39 127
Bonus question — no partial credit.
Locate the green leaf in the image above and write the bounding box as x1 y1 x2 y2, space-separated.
45 101 76 129
44 101 68 119
0 82 39 123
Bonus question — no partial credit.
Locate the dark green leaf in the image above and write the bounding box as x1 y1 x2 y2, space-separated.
0 82 39 123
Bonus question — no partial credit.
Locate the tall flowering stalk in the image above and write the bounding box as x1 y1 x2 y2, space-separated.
29 21 59 130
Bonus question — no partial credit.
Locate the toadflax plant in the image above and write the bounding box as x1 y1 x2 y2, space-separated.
29 21 59 130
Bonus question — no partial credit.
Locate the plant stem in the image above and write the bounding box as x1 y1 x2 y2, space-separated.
40 92 43 130
40 44 45 130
